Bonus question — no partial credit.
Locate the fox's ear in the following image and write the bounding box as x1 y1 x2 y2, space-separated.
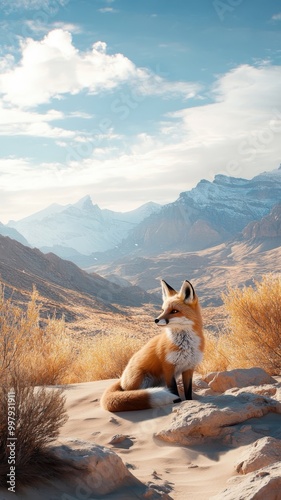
179 280 195 303
161 280 177 300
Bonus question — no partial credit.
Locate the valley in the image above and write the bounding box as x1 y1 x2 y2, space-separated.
0 167 280 337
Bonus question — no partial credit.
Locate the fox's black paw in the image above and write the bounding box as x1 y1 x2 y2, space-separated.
173 397 182 404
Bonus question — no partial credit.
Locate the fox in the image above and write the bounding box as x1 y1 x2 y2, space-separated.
101 279 204 412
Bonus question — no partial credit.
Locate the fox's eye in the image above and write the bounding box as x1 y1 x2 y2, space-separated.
171 309 178 314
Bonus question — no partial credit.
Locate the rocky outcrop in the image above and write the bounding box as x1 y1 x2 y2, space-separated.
235 436 281 474
156 369 281 499
243 203 281 240
53 439 133 495
203 367 275 393
156 392 280 446
156 369 280 446
53 439 172 499
210 463 281 500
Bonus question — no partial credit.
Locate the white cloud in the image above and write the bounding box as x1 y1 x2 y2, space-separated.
98 7 118 13
272 13 281 21
0 103 77 138
24 20 81 34
1 63 281 221
0 29 200 108
0 0 68 12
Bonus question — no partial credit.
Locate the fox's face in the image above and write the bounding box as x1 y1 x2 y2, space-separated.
155 280 198 328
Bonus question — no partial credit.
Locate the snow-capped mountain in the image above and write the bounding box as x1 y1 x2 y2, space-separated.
7 197 161 257
111 166 281 255
5 166 281 262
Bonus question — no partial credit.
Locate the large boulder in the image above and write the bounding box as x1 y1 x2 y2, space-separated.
203 368 276 393
156 392 281 446
235 436 281 474
53 439 133 495
210 463 281 500
53 439 172 499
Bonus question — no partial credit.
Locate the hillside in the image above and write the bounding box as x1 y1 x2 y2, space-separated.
0 235 159 336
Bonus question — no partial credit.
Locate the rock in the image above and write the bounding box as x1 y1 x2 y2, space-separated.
235 437 281 474
203 368 276 393
53 439 133 495
210 463 281 499
53 439 170 499
108 434 129 444
156 392 281 446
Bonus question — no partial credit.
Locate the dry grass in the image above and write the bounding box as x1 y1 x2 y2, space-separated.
0 286 84 490
2 275 281 387
0 284 144 386
0 373 71 489
200 274 281 375
0 286 75 385
65 332 143 384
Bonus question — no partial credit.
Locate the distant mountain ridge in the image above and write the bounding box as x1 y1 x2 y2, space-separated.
115 167 281 256
7 198 161 258
0 222 30 246
3 166 281 263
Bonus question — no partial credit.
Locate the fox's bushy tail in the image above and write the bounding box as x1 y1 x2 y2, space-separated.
100 381 180 412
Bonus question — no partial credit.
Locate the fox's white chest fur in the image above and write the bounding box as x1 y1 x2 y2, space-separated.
165 327 202 376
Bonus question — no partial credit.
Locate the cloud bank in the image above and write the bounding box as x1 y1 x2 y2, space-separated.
0 29 281 222
0 29 199 108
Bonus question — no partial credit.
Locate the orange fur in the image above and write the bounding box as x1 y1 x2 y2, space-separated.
101 280 204 412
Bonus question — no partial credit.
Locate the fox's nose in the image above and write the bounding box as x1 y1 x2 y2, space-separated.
155 318 168 325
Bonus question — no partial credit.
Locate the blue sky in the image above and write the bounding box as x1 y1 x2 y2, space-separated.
0 0 281 222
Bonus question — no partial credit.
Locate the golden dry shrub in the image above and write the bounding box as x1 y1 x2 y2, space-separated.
67 332 144 383
199 274 281 375
0 372 72 489
0 284 145 385
0 286 75 385
218 274 281 375
198 332 230 375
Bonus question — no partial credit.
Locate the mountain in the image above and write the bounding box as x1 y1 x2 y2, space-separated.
7 197 161 258
0 235 158 323
108 167 281 257
4 167 281 266
90 203 281 333
0 221 30 246
242 203 281 249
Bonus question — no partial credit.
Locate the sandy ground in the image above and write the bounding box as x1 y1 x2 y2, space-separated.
2 378 280 500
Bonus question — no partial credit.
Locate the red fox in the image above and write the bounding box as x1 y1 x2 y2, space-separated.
101 279 204 412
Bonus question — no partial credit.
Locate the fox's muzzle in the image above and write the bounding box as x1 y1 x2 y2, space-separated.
155 318 169 325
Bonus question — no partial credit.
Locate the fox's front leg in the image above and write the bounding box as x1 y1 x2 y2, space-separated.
164 366 180 397
182 369 193 400
168 376 180 397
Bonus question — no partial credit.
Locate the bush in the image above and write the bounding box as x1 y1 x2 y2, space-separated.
0 286 75 385
0 286 83 490
66 332 144 384
0 285 144 385
0 370 71 489
200 274 281 375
